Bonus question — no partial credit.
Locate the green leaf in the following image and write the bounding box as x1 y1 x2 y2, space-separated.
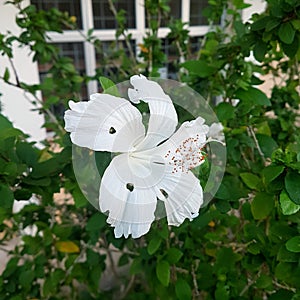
251 192 274 220
16 142 39 166
99 76 120 97
285 170 300 204
263 165 285 183
256 274 273 289
3 67 10 82
181 60 216 77
0 127 23 140
147 235 162 255
254 40 268 62
266 18 281 31
251 16 269 31
215 102 235 121
278 22 295 44
286 236 300 253
280 190 300 215
23 176 51 187
19 270 35 289
130 257 142 275
278 245 299 262
256 134 278 158
240 172 260 189
0 114 13 129
281 35 299 58
236 87 271 106
175 278 192 300
86 213 106 231
166 248 183 264
156 260 170 286
72 187 87 208
0 185 14 210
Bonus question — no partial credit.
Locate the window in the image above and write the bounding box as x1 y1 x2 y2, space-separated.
146 0 182 28
92 0 135 29
31 0 215 96
190 0 209 26
31 0 83 28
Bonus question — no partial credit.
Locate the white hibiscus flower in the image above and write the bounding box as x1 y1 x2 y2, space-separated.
64 75 223 238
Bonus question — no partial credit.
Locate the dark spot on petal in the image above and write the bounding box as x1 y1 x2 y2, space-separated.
157 138 168 147
126 183 134 192
160 189 168 198
109 127 116 134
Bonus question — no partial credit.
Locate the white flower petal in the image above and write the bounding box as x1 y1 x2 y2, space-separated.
64 94 145 152
128 75 178 150
207 122 225 143
99 154 158 238
159 171 203 226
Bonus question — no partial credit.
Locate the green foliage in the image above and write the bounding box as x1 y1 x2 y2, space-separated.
0 0 300 299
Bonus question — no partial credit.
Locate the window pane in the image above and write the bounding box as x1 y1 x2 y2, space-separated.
95 40 136 84
38 42 87 117
92 0 135 29
30 0 82 29
190 0 209 26
146 0 181 28
189 36 202 58
161 38 179 79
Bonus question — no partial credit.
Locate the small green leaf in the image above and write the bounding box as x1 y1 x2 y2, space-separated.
256 134 278 158
72 187 88 208
256 274 273 289
147 236 162 255
280 190 300 215
286 236 300 253
175 278 192 300
99 76 120 97
281 35 299 58
240 172 260 189
3 67 10 82
130 257 142 274
181 60 216 77
278 22 295 44
86 213 106 231
0 185 14 210
215 102 235 121
251 192 274 220
166 248 183 264
236 87 271 106
0 127 23 140
266 18 281 31
251 16 269 31
0 114 13 129
254 40 268 62
156 260 170 286
285 170 300 204
19 270 35 289
263 165 285 183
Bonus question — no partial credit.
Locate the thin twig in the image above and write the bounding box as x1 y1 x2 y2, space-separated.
248 126 266 164
191 262 200 297
8 57 21 87
120 275 135 300
108 0 137 66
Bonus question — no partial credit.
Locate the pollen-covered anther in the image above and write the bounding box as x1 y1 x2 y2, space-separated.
165 135 206 173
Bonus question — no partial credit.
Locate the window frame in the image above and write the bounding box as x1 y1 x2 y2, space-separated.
39 0 214 95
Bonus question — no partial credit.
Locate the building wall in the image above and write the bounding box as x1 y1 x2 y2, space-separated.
0 0 46 143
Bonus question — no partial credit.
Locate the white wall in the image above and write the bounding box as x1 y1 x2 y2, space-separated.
243 0 267 22
0 0 46 143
